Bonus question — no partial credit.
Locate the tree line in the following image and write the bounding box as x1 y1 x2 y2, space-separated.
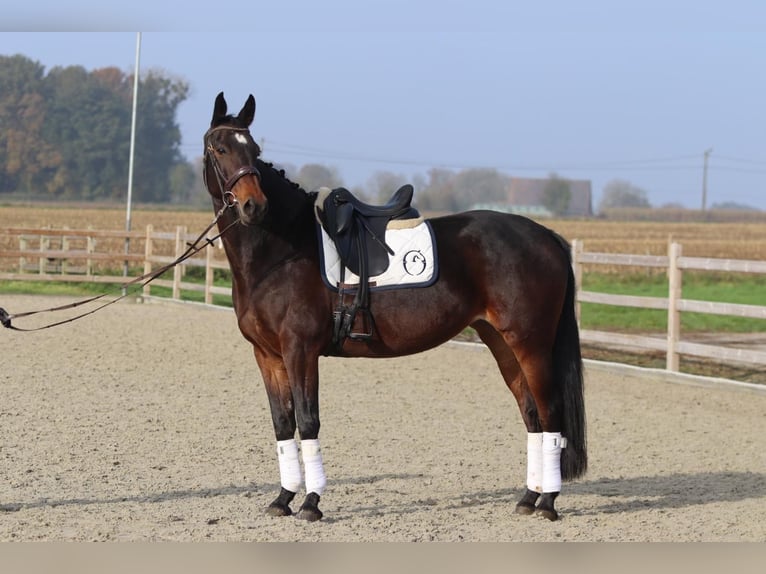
4 53 674 215
0 54 194 203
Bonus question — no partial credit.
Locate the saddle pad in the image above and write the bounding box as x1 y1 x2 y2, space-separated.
317 220 438 291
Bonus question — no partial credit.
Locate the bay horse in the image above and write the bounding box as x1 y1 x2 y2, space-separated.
203 92 586 522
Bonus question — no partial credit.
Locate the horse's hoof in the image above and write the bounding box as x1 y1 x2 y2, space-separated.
535 492 559 521
296 492 323 522
514 489 540 516
265 487 296 517
296 507 323 522
265 502 292 517
536 507 559 521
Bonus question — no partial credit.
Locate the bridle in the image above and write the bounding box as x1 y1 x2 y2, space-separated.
203 125 262 207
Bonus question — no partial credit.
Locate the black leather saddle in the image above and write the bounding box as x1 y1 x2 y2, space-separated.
315 185 420 347
317 185 419 278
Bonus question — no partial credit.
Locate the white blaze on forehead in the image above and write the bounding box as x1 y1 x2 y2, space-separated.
234 133 248 145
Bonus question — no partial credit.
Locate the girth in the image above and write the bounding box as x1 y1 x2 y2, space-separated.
315 185 420 347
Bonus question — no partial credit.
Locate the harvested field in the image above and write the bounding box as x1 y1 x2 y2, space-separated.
3 205 766 260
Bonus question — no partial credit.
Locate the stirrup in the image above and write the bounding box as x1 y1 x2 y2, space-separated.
348 308 374 341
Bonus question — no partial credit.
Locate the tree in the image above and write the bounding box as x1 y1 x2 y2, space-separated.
599 179 651 210
366 170 408 203
0 55 61 194
295 163 343 191
541 173 571 216
42 65 131 198
132 70 189 202
0 55 189 202
416 168 457 212
168 161 204 205
452 168 510 211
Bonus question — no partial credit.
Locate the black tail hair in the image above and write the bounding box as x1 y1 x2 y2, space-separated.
553 238 588 480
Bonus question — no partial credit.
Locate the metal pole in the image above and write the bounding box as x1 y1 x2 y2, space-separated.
701 147 712 212
123 32 141 291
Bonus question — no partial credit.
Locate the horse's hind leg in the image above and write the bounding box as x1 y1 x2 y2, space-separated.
472 321 548 517
512 348 565 521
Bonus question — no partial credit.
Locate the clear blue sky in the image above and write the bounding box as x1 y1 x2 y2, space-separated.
3 1 766 210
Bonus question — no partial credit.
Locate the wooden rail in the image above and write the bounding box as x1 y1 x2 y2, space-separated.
0 226 232 305
571 239 766 371
2 226 765 372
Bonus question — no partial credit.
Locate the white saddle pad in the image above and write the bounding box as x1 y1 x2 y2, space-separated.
317 220 438 291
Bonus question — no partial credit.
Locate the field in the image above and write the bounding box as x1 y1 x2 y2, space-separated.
3 204 766 260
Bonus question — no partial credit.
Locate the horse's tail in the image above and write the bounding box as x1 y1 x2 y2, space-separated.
553 235 588 481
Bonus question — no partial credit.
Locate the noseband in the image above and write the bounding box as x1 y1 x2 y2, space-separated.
203 125 262 205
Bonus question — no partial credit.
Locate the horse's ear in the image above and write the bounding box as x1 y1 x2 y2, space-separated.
238 95 256 127
212 92 227 126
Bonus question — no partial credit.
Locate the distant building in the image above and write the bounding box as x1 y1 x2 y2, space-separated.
471 177 593 217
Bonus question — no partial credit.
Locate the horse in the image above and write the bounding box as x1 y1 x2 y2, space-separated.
202 92 587 522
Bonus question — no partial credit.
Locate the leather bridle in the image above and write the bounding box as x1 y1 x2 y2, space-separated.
203 125 262 207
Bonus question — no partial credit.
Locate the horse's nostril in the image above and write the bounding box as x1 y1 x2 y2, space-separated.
240 197 266 222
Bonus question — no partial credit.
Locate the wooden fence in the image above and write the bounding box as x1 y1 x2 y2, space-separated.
571 239 766 370
0 226 232 305
2 226 765 372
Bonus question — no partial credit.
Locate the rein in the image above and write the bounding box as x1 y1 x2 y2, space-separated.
0 202 239 332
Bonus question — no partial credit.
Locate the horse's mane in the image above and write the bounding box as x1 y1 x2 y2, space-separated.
261 161 311 195
253 159 318 238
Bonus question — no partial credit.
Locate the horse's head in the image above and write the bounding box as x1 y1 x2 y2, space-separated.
204 92 267 225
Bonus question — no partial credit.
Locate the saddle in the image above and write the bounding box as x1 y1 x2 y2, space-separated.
315 185 420 347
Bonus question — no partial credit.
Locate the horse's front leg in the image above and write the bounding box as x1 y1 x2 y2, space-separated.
255 348 326 522
255 351 301 517
286 350 325 522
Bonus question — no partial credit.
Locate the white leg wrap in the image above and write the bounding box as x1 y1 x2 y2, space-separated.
542 432 563 493
276 439 302 493
526 433 543 493
301 438 327 495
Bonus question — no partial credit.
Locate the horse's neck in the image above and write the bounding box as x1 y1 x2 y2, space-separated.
216 197 316 289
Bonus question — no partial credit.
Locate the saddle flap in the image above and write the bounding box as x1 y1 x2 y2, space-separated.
335 203 354 235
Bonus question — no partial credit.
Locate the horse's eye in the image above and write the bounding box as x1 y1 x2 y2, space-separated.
216 146 226 154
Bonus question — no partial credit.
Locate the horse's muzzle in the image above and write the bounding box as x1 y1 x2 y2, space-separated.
238 196 268 225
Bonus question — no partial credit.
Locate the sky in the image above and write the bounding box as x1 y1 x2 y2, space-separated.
2 1 766 210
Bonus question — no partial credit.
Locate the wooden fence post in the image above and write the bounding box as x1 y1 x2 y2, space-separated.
173 226 183 300
39 233 49 274
666 241 682 371
62 228 69 275
86 226 95 276
19 236 28 273
571 239 583 326
143 224 154 297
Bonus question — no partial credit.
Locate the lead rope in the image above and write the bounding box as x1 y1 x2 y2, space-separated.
0 202 238 332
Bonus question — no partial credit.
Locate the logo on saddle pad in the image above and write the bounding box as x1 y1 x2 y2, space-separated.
403 250 427 276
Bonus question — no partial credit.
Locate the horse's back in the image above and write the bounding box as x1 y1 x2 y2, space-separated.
429 210 570 270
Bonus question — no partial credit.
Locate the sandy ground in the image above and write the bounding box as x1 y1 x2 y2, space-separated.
0 294 764 542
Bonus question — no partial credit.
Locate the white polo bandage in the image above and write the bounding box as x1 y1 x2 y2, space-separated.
526 432 543 493
542 432 563 493
276 439 302 493
301 439 327 495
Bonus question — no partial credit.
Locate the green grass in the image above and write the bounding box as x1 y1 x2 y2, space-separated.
580 272 766 333
0 267 234 308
